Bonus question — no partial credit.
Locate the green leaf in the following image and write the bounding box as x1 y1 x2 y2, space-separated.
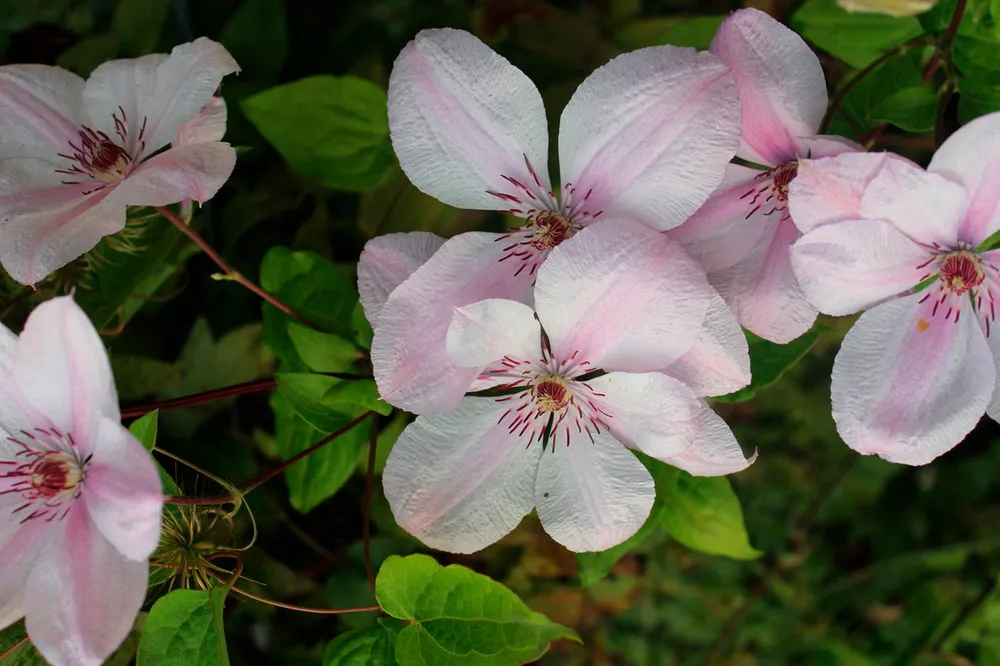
869 84 938 131
111 354 185 401
136 588 230 666
376 554 579 666
959 80 1000 122
56 33 122 75
575 506 662 587
111 0 170 55
658 15 726 49
276 374 390 431
716 328 823 402
657 466 762 560
128 411 182 496
243 75 394 191
0 622 46 665
271 391 371 513
219 0 287 82
792 0 924 68
323 626 397 666
288 322 361 373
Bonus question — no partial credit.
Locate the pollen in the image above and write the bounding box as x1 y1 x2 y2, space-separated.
532 376 572 413
528 211 572 251
939 251 985 295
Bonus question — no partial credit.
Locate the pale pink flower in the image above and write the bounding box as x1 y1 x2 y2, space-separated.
382 220 754 553
0 296 163 665
0 38 239 286
789 111 1000 465
668 8 861 343
368 27 742 414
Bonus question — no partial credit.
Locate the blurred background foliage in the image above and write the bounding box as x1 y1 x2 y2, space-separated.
3 0 1000 664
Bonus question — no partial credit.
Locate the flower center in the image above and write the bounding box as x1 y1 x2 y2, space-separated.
742 160 798 220
938 251 985 295
532 375 572 413
55 106 146 192
528 211 572 251
0 428 88 523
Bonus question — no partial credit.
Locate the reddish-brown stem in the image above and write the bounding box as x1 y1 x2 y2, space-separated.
227 584 380 614
162 411 376 505
0 636 30 661
155 206 320 330
122 378 278 419
922 0 967 82
363 416 379 595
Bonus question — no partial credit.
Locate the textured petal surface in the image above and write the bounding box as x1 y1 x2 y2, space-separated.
791 218 929 315
83 418 163 562
928 111 1000 245
558 46 740 231
860 157 968 247
12 296 119 455
668 164 768 272
174 96 228 145
84 38 239 157
0 65 84 157
587 372 700 460
832 294 994 465
357 231 446 327
24 511 148 666
710 216 817 343
0 519 45 629
371 231 536 413
710 8 827 165
663 289 751 396
117 142 236 206
387 28 550 210
789 152 900 233
446 299 540 368
382 397 542 553
665 402 755 476
983 314 1000 424
536 219 712 371
535 432 653 552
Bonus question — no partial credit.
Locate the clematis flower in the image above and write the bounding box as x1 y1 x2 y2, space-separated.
369 27 741 414
0 296 163 665
668 8 861 343
0 38 239 286
382 220 754 553
789 111 1000 465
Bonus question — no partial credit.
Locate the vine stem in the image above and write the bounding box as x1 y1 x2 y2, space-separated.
162 411 376 505
227 584 380 615
363 415 380 595
0 636 30 661
155 206 320 331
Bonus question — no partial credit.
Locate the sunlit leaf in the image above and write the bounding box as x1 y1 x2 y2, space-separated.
136 588 230 666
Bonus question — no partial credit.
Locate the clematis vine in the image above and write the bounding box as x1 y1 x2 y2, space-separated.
0 296 163 665
789 111 1000 465
0 38 239 286
382 220 754 553
669 8 861 343
365 27 742 414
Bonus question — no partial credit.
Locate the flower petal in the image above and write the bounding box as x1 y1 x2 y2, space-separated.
860 156 968 247
928 110 1000 245
832 294 994 465
387 28 551 211
382 397 542 554
116 142 236 206
667 164 769 272
174 96 227 145
709 217 817 343
0 519 45 629
535 219 712 372
586 372 701 460
789 152 902 234
83 418 163 562
24 510 148 666
664 402 755 476
558 46 740 231
663 289 752 396
796 134 864 159
357 231 446 328
371 231 536 413
11 296 119 455
0 65 84 157
84 38 238 158
791 218 930 316
710 8 827 165
535 431 653 552
446 299 540 369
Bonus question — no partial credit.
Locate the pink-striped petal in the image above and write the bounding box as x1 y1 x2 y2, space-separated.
446 299 540 369
117 142 236 206
0 65 84 157
357 231 445 328
832 294 994 465
174 96 227 146
558 46 739 231
710 8 827 165
664 402 756 476
387 28 551 211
